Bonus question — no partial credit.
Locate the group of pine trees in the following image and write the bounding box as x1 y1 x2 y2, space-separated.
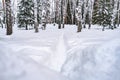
0 0 120 35
92 0 120 31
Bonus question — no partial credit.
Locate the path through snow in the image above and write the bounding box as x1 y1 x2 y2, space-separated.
0 25 120 80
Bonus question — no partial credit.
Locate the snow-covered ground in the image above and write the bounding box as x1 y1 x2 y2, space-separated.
0 24 120 80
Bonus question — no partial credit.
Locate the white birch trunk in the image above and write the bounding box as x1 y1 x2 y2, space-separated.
111 0 119 29
88 0 94 29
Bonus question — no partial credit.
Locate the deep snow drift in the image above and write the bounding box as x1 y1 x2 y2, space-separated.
0 42 68 80
0 24 120 80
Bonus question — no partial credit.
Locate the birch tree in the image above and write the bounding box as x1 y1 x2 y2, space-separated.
0 1 3 28
37 0 42 24
111 0 119 29
117 0 120 26
41 0 50 30
87 0 94 29
76 0 83 32
34 0 39 32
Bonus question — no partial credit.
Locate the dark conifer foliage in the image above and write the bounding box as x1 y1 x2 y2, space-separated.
17 0 34 30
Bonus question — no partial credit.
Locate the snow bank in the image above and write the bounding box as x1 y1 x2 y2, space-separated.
61 39 120 80
0 25 120 80
0 43 68 80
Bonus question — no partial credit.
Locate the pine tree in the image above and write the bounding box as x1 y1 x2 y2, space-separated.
17 0 34 30
92 0 112 31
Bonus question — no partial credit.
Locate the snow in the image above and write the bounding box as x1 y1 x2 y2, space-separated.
0 38 68 80
0 24 120 80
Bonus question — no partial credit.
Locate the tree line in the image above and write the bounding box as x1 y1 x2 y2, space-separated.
0 0 120 35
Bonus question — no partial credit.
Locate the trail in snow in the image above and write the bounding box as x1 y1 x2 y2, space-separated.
0 25 120 80
49 33 69 72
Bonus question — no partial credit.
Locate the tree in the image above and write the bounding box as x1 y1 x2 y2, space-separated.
92 0 112 31
41 0 50 30
2 0 6 25
65 0 72 24
76 0 83 32
117 0 120 27
37 0 42 24
0 1 3 28
17 0 34 30
61 0 64 28
110 0 119 29
87 0 94 29
5 0 12 35
34 0 39 32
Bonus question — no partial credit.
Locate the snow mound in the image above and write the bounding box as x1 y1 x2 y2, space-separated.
61 39 120 80
0 43 68 80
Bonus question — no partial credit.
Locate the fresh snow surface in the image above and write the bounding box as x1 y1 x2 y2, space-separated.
0 24 120 80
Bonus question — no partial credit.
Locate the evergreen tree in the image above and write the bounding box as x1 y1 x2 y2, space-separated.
17 0 34 30
92 0 112 31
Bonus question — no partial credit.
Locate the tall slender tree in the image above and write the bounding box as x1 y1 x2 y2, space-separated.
5 0 12 35
66 0 72 24
34 0 39 32
111 0 119 29
76 0 83 32
41 0 50 30
37 0 42 24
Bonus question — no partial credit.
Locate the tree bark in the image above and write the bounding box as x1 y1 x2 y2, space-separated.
25 24 28 30
77 21 82 32
34 0 39 33
5 0 12 35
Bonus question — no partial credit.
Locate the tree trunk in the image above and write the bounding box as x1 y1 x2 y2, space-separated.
42 22 46 30
77 21 82 32
5 0 12 35
35 22 39 32
88 18 92 29
116 0 120 28
61 0 64 28
34 0 39 33
88 23 91 29
102 26 105 31
26 24 28 30
58 20 61 29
